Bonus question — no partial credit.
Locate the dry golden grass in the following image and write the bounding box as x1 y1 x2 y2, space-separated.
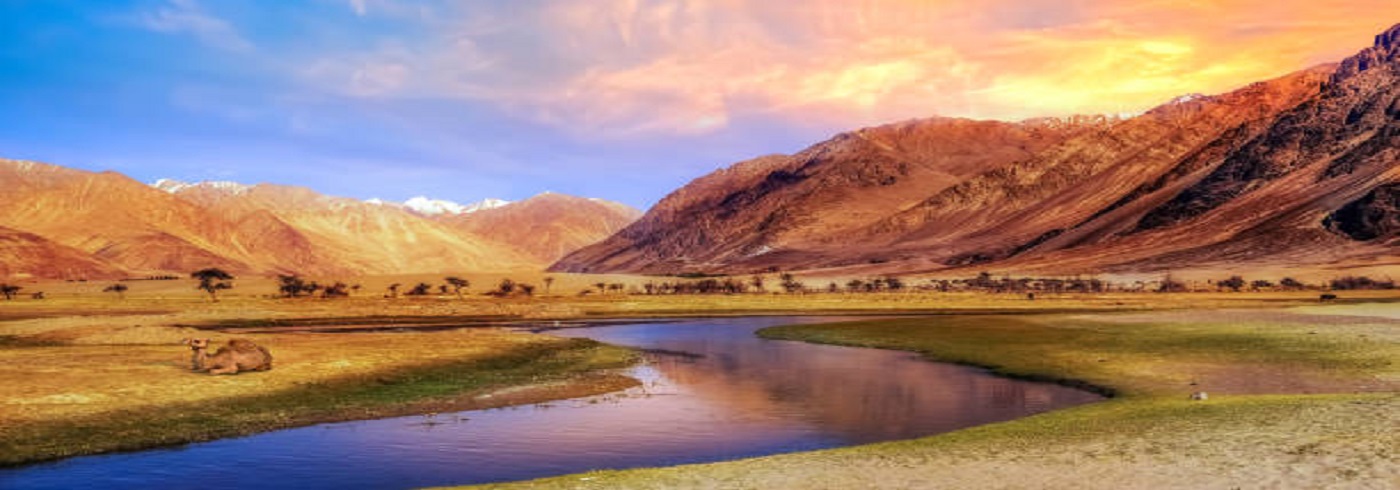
0 296 638 465
2 329 561 426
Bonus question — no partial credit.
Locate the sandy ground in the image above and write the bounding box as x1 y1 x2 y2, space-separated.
488 396 1399 490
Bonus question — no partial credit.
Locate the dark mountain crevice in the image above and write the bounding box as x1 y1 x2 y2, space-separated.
1325 183 1400 241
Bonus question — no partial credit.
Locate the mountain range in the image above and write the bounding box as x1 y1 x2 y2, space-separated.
7 25 1400 281
553 24 1400 277
0 160 639 280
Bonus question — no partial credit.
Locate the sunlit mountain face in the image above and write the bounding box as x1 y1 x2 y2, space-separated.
555 24 1400 276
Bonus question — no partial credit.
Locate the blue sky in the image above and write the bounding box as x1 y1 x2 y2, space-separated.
2 1 1392 209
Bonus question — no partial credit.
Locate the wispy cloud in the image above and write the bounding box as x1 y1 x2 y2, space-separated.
141 0 252 52
291 0 1398 138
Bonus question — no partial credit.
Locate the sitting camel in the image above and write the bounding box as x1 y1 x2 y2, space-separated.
182 338 273 375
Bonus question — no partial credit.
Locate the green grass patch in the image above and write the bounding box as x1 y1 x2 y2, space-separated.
758 315 1396 397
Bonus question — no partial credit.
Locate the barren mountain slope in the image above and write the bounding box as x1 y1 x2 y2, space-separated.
0 160 250 275
440 193 640 263
553 117 1103 273
163 183 539 275
0 226 123 280
554 67 1332 274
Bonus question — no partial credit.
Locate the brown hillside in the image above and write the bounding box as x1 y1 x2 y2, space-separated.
440 193 640 263
554 24 1400 276
0 226 123 280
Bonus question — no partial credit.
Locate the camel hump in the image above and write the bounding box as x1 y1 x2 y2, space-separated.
227 339 263 351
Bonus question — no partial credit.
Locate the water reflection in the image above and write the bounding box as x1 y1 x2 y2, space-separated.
2 317 1102 490
552 317 1097 445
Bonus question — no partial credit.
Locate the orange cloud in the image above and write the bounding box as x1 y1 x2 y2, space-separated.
309 0 1400 135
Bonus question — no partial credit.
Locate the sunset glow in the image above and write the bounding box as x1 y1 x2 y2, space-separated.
2 1 1397 207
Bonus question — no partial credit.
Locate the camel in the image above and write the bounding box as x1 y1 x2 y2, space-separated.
182 338 273 375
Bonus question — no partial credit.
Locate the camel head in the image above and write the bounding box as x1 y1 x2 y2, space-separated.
182 338 211 351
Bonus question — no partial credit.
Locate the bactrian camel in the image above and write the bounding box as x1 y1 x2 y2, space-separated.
182 338 273 375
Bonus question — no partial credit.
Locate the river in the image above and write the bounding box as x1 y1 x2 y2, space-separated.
1 316 1103 489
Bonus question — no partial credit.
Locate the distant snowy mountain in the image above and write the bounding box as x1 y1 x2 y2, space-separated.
151 178 252 195
0 168 635 278
152 181 515 217
403 196 469 215
461 198 512 214
374 196 513 215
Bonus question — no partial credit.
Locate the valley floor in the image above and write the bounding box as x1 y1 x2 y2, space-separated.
0 288 1396 488
465 303 1400 490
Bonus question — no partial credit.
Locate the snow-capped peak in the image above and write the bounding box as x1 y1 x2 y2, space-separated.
403 196 468 215
462 198 511 213
390 196 513 215
151 179 252 195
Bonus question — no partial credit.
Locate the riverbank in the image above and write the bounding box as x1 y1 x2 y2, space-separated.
467 304 1399 489
0 324 636 466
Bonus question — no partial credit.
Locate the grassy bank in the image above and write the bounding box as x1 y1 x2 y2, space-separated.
466 306 1398 489
0 329 636 467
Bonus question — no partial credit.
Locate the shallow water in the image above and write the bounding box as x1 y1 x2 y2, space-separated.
2 316 1103 489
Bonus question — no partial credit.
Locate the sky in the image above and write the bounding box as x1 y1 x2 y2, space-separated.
2 1 1397 210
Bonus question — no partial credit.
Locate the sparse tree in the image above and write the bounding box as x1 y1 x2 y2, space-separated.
780 273 804 294
190 268 234 302
1280 277 1305 290
1250 279 1273 291
386 283 402 298
1157 273 1187 293
1330 276 1395 290
445 277 469 299
277 274 307 298
594 282 607 295
608 283 625 295
971 271 996 290
1218 275 1246 292
405 282 433 296
543 276 555 296
749 275 766 293
1 283 23 300
322 282 350 298
846 279 865 293
519 283 536 296
884 276 905 291
438 284 450 295
103 283 129 300
498 278 518 296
